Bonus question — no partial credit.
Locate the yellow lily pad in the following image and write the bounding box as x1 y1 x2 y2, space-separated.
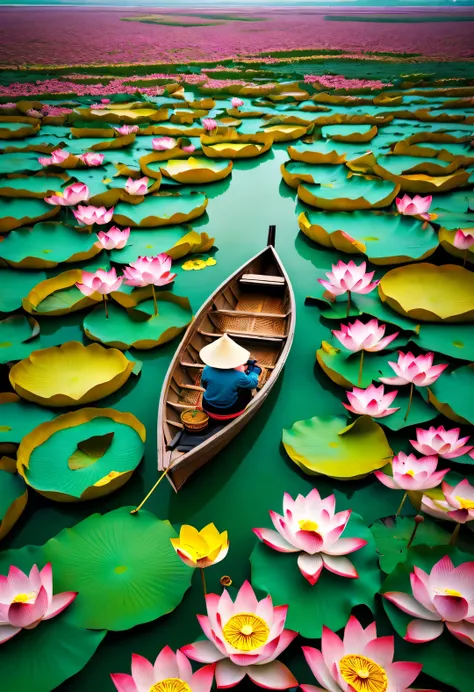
282 414 392 480
260 124 309 142
9 341 136 407
373 157 469 194
113 192 208 228
321 124 378 143
74 106 169 124
200 132 273 159
379 263 474 322
159 157 233 184
22 268 102 316
16 407 146 501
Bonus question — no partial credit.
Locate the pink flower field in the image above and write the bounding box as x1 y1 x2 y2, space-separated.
0 6 473 67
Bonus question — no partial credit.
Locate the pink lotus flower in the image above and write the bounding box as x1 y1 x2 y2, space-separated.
301 615 427 692
384 555 474 647
182 143 196 153
318 260 379 297
0 563 77 644
396 194 432 220
379 352 448 387
422 479 474 525
411 426 473 460
76 267 122 296
152 136 177 151
202 118 217 132
374 452 449 491
453 230 474 250
253 489 367 585
114 125 139 135
111 646 214 692
45 182 90 207
96 226 130 251
26 108 42 118
343 384 399 418
73 205 114 226
101 98 110 104
181 580 298 689
231 97 244 109
123 254 176 288
38 148 69 166
333 319 398 353
78 152 104 166
125 176 148 196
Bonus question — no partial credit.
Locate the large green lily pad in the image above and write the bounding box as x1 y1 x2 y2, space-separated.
0 174 70 198
0 460 28 541
0 198 60 233
83 296 192 350
159 157 233 184
379 263 474 323
109 226 214 264
428 364 474 424
377 390 437 431
282 414 393 479
316 340 403 389
45 507 191 629
307 292 417 332
281 161 348 189
0 153 43 175
370 516 452 574
298 175 399 211
0 315 40 364
0 269 47 312
0 222 101 268
0 393 56 448
250 512 380 638
113 192 208 227
299 210 438 265
0 607 105 692
381 545 474 692
411 323 474 361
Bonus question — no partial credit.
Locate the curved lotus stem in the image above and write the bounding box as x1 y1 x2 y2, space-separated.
396 491 408 517
406 515 424 548
200 568 207 599
346 289 351 317
450 522 461 545
358 349 364 386
104 294 109 319
151 285 159 316
404 382 414 421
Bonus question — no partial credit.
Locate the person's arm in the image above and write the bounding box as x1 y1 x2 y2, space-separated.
236 370 259 390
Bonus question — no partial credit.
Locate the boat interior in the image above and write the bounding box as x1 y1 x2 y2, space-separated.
161 246 292 462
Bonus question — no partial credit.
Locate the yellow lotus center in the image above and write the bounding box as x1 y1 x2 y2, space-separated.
339 654 388 692
150 679 191 692
12 591 36 604
406 470 415 477
222 612 269 651
443 588 462 598
456 496 474 510
298 519 319 532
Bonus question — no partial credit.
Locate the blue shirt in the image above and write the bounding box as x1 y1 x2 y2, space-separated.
201 366 259 409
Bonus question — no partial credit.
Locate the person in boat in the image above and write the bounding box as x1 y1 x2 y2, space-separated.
199 334 262 419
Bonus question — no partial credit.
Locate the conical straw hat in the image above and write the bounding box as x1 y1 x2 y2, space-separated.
200 334 250 369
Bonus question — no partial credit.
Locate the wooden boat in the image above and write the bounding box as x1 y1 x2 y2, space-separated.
157 226 296 491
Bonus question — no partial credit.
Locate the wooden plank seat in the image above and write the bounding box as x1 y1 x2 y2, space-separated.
240 273 285 286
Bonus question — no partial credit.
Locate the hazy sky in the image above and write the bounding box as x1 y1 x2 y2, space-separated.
0 0 472 6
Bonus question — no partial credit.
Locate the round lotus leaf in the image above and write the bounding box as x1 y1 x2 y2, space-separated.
83 296 192 350
36 507 193 630
299 210 438 265
287 140 347 165
282 414 393 480
0 268 47 313
379 263 474 322
260 124 309 141
22 268 103 317
109 226 214 264
0 222 102 268
373 156 469 194
309 292 418 332
0 460 28 541
321 124 378 142
297 176 400 211
0 393 56 450
381 545 473 692
410 323 474 361
0 120 40 139
281 162 348 189
0 607 105 692
438 227 474 265
113 192 208 227
200 132 273 159
17 407 145 501
0 153 43 175
428 364 474 425
316 340 404 389
74 106 169 124
0 315 40 364
9 341 136 407
250 512 380 638
377 390 437 431
0 198 60 233
370 516 452 574
159 156 233 184
0 173 70 198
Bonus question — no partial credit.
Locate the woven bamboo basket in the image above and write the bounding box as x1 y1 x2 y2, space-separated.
180 408 209 432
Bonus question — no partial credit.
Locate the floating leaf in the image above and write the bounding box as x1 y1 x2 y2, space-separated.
17 407 145 501
298 175 399 211
83 296 192 350
0 268 47 313
159 156 233 184
113 192 208 227
250 512 380 638
428 364 474 425
22 269 102 317
0 393 56 449
379 263 474 322
316 340 402 389
411 323 474 361
0 459 28 541
282 414 392 479
0 197 59 233
0 315 40 364
200 131 273 158
9 341 136 407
